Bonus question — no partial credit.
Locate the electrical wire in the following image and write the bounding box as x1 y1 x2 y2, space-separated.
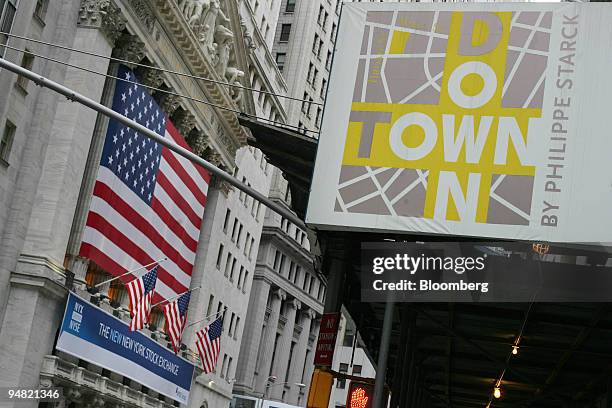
0 42 319 135
0 31 324 106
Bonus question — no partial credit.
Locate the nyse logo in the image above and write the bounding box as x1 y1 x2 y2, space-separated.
69 302 84 333
336 10 552 226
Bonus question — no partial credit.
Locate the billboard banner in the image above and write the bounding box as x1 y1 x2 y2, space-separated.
306 3 612 243
56 293 194 404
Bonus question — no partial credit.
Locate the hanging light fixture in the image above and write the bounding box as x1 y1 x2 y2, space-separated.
512 345 519 355
493 386 502 399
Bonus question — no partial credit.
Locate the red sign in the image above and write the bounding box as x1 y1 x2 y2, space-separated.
314 312 340 366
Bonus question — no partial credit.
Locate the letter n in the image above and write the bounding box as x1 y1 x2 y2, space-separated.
434 171 481 221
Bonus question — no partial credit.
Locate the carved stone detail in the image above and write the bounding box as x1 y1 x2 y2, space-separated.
172 108 197 136
240 17 256 51
135 66 165 89
127 0 156 33
78 0 127 46
158 94 181 116
112 33 146 66
185 129 210 156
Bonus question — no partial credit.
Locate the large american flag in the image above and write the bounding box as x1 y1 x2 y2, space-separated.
79 65 210 303
127 266 158 331
195 316 224 374
163 291 190 353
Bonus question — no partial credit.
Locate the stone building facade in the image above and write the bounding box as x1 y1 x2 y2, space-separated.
0 0 274 407
233 168 326 408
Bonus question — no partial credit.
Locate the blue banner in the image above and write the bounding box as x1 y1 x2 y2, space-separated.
56 293 194 404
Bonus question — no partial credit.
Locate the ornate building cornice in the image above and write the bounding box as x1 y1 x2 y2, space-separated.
152 0 249 162
78 0 127 46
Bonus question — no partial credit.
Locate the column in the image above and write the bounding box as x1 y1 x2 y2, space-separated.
302 316 320 397
287 308 316 404
234 278 271 392
270 298 300 400
255 288 285 393
21 2 127 266
0 1 127 400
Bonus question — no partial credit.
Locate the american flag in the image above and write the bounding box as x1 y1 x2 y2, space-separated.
195 316 224 374
127 266 158 331
79 65 210 303
163 291 191 353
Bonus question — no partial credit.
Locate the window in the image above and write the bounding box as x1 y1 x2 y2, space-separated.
337 363 348 388
275 52 286 72
242 271 249 293
279 254 286 275
223 209 231 232
306 98 313 117
279 24 291 42
215 244 224 269
249 237 255 259
318 40 324 58
244 233 251 255
237 266 245 289
226 357 233 379
309 277 315 294
318 5 324 26
301 92 309 113
273 250 281 271
331 23 338 40
0 120 15 164
225 253 233 277
231 219 239 242
229 258 237 282
16 51 34 92
353 365 362 375
312 34 319 55
234 317 240 339
321 79 327 98
326 50 332 70
237 224 243 248
206 294 215 316
294 266 301 284
34 0 49 23
285 0 296 13
220 354 228 377
307 63 314 84
315 107 323 128
229 313 236 336
0 0 17 54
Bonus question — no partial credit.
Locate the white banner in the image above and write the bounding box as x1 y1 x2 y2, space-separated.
306 3 612 243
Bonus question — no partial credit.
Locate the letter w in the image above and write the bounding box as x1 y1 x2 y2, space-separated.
442 115 492 163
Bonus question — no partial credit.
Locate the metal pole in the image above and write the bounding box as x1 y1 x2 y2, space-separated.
373 300 394 408
0 57 308 230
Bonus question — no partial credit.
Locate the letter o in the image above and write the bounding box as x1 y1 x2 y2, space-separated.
389 112 437 161
447 61 497 108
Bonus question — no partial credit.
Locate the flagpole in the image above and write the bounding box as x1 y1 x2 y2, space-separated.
187 306 228 328
93 258 167 288
151 286 201 309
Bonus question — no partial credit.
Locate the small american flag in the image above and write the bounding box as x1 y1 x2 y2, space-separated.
127 266 158 331
163 291 191 353
195 316 224 374
79 65 210 304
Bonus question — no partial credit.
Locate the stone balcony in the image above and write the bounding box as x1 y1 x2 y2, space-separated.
40 355 176 408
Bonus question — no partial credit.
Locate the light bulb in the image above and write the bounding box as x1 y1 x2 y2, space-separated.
493 387 502 399
512 346 519 355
